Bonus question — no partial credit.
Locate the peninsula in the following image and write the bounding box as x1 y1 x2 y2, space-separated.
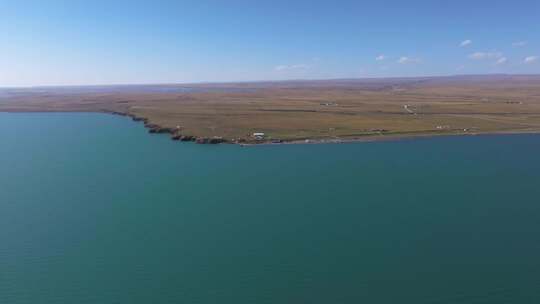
2 75 540 144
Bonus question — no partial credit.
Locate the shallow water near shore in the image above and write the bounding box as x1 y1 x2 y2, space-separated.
1 112 540 303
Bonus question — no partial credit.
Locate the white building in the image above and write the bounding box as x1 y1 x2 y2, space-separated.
253 132 265 140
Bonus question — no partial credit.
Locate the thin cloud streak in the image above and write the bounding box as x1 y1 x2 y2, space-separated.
512 41 527 47
524 56 538 64
460 39 472 47
397 56 421 64
274 64 310 71
495 57 508 65
469 51 503 60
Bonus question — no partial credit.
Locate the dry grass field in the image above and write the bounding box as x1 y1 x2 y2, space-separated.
2 75 540 143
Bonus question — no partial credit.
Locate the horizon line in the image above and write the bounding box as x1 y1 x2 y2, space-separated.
2 73 540 89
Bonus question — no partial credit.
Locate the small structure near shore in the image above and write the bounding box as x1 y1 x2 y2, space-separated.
253 132 265 140
320 101 338 106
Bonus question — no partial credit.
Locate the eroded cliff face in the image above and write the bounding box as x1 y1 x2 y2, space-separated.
121 113 226 144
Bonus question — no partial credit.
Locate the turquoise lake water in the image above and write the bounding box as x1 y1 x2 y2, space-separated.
1 112 540 303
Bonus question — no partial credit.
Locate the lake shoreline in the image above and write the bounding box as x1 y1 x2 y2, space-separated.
79 110 540 146
2 75 540 145
239 129 540 146
3 109 540 146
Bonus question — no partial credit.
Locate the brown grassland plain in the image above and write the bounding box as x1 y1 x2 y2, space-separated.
1 75 540 143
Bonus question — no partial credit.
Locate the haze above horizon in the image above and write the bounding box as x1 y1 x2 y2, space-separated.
1 0 539 87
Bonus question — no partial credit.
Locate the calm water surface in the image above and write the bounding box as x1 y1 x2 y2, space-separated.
1 113 540 303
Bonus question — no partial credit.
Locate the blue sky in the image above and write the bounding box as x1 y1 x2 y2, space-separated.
0 0 539 86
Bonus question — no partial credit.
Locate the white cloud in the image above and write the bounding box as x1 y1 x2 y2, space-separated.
512 41 528 47
469 51 503 60
524 56 538 64
274 64 310 71
495 57 508 65
460 40 472 47
375 55 386 61
397 56 421 64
